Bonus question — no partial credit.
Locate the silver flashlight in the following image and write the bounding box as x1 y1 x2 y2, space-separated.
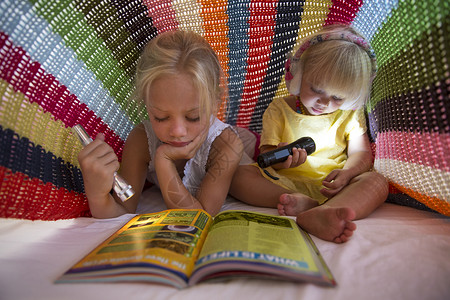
73 124 135 202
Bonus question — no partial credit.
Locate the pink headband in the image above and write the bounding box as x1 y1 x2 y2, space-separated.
285 31 377 81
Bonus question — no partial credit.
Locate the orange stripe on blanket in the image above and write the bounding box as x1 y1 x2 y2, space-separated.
375 158 449 213
389 181 450 216
200 0 230 121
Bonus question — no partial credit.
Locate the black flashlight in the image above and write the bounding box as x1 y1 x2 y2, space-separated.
257 137 316 169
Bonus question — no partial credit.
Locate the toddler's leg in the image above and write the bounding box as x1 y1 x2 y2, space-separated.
230 165 317 211
230 165 290 207
280 171 388 243
277 193 317 216
296 206 357 243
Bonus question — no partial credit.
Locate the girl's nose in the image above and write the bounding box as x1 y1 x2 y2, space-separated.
317 97 330 107
169 119 187 137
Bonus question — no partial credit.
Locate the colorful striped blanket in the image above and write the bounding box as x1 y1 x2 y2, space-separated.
0 0 448 219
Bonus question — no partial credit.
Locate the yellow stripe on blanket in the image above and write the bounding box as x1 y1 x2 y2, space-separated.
0 80 82 167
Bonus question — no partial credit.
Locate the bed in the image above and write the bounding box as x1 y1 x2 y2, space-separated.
1 0 449 299
1 187 450 300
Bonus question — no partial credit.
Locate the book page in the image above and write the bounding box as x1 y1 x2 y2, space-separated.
63 209 212 282
195 211 320 273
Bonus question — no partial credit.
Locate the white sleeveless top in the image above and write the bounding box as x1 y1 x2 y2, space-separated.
143 118 232 196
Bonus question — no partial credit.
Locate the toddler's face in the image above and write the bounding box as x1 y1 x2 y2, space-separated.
299 76 346 115
146 74 210 147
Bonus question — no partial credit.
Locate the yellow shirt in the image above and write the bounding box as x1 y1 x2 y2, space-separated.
259 97 367 203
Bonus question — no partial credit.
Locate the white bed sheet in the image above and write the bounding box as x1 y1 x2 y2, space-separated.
1 187 449 300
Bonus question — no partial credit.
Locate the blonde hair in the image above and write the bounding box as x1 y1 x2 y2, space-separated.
286 25 376 110
134 31 225 120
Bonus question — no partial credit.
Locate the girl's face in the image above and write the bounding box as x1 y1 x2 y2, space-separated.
146 73 210 147
298 76 346 115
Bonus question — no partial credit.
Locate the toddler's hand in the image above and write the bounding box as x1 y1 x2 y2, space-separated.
272 143 307 170
320 169 352 198
78 133 119 197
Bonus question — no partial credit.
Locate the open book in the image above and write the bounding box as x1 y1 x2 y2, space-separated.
56 209 336 288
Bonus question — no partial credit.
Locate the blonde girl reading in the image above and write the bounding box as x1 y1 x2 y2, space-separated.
230 24 389 243
78 31 243 218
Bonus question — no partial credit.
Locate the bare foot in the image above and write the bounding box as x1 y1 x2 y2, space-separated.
296 206 357 243
277 193 317 216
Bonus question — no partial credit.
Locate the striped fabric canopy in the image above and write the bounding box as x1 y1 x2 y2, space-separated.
0 0 448 219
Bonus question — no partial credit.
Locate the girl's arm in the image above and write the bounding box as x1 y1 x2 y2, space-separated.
78 124 150 218
155 128 243 216
117 124 151 213
199 128 244 215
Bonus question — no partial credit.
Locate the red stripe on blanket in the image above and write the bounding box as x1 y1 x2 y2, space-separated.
0 166 91 220
0 32 125 158
142 0 179 32
375 131 450 172
236 0 277 128
325 0 362 25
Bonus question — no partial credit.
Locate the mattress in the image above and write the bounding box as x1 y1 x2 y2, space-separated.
1 187 449 300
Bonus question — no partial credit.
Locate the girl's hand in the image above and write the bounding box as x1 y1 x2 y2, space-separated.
78 133 119 198
272 143 307 170
154 127 243 216
156 127 208 162
320 169 352 198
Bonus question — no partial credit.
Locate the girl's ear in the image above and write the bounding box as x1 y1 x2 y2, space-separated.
286 60 303 96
